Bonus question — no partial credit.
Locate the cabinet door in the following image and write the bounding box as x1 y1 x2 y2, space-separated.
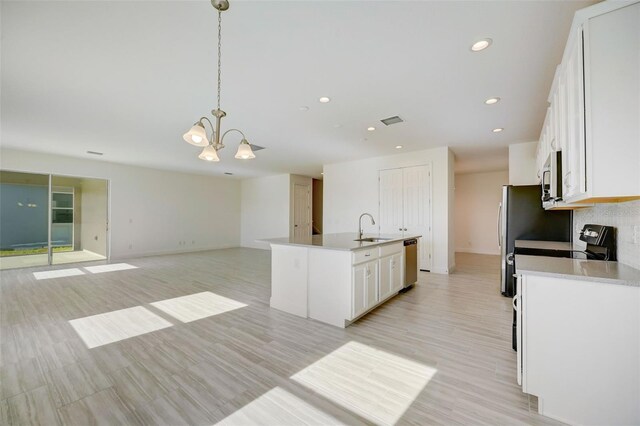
352 263 367 318
379 168 404 234
365 260 379 309
390 252 403 293
563 29 587 200
379 255 392 300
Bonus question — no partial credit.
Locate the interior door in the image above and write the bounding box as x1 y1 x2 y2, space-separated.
293 183 311 239
403 165 432 270
378 168 404 234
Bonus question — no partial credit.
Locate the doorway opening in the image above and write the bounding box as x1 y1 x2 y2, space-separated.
312 178 323 235
0 171 109 270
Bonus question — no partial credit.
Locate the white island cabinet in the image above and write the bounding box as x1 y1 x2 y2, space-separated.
264 233 419 328
515 255 640 425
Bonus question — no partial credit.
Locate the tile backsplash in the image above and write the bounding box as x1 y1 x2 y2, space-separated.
573 200 640 269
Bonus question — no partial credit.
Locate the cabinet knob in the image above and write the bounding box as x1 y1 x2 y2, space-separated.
399 228 402 231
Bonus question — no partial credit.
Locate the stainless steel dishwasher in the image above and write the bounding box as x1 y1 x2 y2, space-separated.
403 239 418 289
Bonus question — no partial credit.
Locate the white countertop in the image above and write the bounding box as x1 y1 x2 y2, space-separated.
516 254 640 287
261 232 421 251
515 240 573 251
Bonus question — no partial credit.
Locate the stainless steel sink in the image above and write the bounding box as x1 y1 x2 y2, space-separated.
354 237 392 242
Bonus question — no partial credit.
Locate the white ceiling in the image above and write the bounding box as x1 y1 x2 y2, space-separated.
1 0 596 178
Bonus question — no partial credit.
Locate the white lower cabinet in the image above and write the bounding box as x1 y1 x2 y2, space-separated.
379 253 403 301
285 240 410 328
351 243 403 320
352 260 378 318
516 273 640 425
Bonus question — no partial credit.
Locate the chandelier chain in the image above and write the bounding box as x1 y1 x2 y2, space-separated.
217 9 222 110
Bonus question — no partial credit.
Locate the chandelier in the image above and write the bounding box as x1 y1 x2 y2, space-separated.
182 0 255 162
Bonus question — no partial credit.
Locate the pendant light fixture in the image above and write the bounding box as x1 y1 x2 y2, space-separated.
183 0 256 162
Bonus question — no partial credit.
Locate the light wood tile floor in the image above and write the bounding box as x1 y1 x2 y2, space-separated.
0 249 563 425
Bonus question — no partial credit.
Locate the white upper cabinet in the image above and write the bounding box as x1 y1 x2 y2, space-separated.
563 29 587 200
537 1 640 205
582 1 640 202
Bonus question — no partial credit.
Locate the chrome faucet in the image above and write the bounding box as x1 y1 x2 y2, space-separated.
358 213 376 240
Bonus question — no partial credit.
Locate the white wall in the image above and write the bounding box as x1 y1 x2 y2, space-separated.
240 174 290 249
455 170 509 255
0 148 241 259
323 146 454 274
80 179 108 256
509 141 538 185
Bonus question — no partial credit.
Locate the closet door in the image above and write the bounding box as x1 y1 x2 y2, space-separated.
378 168 404 234
403 165 431 271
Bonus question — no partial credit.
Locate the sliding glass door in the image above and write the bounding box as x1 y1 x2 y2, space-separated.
0 171 51 269
0 171 109 270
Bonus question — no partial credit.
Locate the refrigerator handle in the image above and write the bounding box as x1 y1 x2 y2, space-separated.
497 202 502 247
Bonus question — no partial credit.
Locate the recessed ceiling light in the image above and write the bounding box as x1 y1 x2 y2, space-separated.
395 145 403 149
318 96 331 103
298 106 309 111
471 38 492 52
321 172 324 175
492 128 504 133
367 127 376 131
485 97 500 105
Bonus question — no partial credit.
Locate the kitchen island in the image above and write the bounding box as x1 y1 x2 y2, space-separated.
262 233 421 328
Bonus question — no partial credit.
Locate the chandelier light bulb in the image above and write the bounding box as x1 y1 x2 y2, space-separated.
199 145 220 162
235 139 256 160
183 123 208 147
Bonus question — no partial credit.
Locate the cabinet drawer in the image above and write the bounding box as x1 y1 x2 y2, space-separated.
352 248 378 265
379 242 402 258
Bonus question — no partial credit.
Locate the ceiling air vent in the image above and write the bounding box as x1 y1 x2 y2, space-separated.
380 116 404 126
86 151 104 156
224 172 233 176
250 144 265 152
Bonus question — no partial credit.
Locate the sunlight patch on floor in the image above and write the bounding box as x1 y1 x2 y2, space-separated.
150 291 247 323
291 341 437 425
33 268 85 280
69 306 172 348
215 387 346 425
84 263 137 274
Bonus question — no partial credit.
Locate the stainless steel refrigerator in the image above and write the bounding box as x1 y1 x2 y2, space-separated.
499 185 572 297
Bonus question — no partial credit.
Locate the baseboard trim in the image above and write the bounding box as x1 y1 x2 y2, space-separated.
456 248 500 255
110 244 240 261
